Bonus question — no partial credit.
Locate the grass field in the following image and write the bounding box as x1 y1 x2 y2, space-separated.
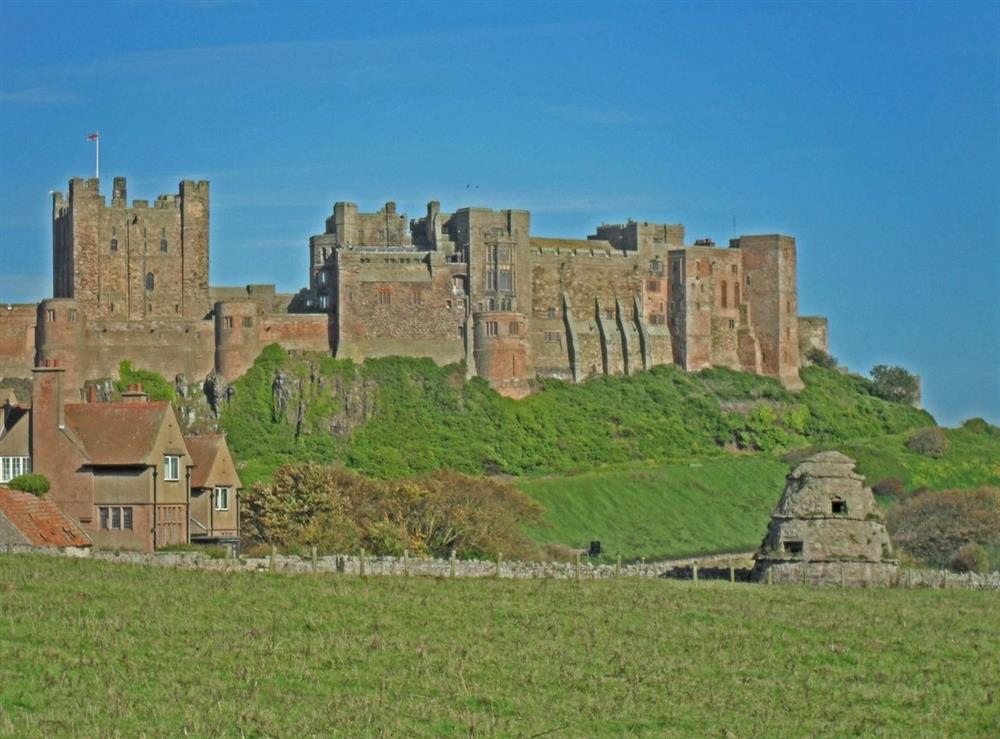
520 457 787 561
2 556 998 737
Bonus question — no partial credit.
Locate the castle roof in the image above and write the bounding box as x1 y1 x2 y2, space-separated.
0 486 91 548
63 401 174 466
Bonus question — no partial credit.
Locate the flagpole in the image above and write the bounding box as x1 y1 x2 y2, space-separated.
95 130 100 180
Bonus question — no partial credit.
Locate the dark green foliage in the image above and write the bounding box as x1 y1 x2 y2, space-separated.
114 360 175 402
869 364 920 405
906 427 950 458
6 473 50 496
951 542 990 574
806 348 838 369
220 350 938 483
872 477 904 498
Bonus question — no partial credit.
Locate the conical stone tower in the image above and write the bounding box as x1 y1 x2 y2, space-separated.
751 451 899 586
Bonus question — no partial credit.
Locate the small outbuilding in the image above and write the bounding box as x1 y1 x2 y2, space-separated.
0 485 92 555
751 451 898 586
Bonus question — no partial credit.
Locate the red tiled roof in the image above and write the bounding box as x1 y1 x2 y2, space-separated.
186 434 224 488
63 401 171 465
0 486 92 548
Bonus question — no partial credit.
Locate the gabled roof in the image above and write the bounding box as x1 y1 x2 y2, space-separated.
186 434 225 488
0 486 92 548
63 401 173 465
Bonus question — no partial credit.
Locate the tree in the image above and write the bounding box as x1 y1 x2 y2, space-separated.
869 364 920 405
805 348 838 369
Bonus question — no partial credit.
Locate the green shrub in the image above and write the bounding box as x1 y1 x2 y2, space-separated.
872 477 904 498
950 542 990 574
906 427 950 458
887 487 1000 568
7 473 50 496
806 348 838 369
114 360 175 402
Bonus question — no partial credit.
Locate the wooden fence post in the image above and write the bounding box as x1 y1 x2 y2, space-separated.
360 548 367 578
495 552 502 578
575 552 581 581
692 564 698 583
616 554 622 578
311 545 318 571
766 567 773 585
269 544 276 572
450 549 456 578
403 549 409 577
729 565 735 583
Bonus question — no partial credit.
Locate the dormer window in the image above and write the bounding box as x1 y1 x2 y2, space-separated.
164 455 180 481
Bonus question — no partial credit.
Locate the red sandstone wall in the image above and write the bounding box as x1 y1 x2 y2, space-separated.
0 305 36 378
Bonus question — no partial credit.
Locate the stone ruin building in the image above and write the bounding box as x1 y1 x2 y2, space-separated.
0 176 830 401
751 451 899 586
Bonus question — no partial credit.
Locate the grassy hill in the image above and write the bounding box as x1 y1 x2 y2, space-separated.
2 555 997 737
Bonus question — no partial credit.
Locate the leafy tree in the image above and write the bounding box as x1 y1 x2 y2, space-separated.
887 487 1000 568
806 348 838 369
869 364 920 405
951 542 990 574
7 473 50 496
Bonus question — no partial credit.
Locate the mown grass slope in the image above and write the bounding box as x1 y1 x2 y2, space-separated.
1 555 997 737
521 457 787 561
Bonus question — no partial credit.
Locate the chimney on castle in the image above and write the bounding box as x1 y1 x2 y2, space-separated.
120 384 149 403
32 359 67 439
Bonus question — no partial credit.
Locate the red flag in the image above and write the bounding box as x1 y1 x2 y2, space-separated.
87 132 99 141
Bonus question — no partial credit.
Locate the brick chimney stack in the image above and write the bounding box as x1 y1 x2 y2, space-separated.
32 359 66 430
120 384 149 403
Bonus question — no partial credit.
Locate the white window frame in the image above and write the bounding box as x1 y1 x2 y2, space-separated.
0 456 31 483
214 486 230 512
164 455 180 481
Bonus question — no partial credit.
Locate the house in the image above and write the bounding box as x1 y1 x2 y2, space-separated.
0 485 92 554
0 390 31 484
3 361 242 552
186 434 242 549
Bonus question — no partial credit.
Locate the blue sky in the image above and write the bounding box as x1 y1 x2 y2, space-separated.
1 0 997 425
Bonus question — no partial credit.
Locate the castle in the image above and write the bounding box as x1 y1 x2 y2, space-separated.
0 177 829 398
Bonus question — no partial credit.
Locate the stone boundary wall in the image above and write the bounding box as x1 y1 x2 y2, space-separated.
3 544 999 590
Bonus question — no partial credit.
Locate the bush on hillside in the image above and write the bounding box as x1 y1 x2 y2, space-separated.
806 348 838 369
7 473 50 496
114 360 175 402
961 417 998 435
869 364 920 405
887 487 1000 569
950 542 990 574
872 477 904 498
241 463 544 559
906 427 950 458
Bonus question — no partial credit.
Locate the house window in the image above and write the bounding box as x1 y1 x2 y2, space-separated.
46 309 56 322
485 321 498 337
164 455 180 481
160 239 168 253
99 506 133 531
145 272 155 291
223 316 233 329
110 238 118 253
0 456 31 483
214 486 230 512
242 317 253 328
378 288 391 306
508 322 519 335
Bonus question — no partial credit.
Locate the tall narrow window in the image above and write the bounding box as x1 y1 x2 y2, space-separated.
164 455 180 481
721 280 728 309
46 309 56 322
145 272 155 291
110 238 118 253
160 239 168 253
378 288 391 306
734 284 740 305
214 487 230 512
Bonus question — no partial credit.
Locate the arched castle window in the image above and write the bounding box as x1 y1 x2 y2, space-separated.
160 239 168 253
377 288 391 306
145 272 155 291
110 238 118 253
734 283 740 306
721 281 728 309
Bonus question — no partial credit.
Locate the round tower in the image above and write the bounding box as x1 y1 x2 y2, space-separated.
214 300 262 381
35 298 86 399
472 311 532 398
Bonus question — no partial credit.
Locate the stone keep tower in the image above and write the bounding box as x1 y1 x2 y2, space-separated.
751 451 899 586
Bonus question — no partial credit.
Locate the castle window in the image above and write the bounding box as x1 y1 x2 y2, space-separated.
746 275 751 286
242 317 253 328
317 271 327 285
647 280 660 292
488 298 496 311
731 264 738 275
508 322 519 335
160 239 168 253
378 288 391 306
832 499 847 515
650 259 663 274
500 298 512 311
721 281 728 309
728 319 735 329
604 308 614 319
457 326 464 339
547 308 556 320
69 309 77 322
145 272 155 291
786 327 791 340
410 288 421 306
734 284 740 305
318 295 328 310
46 309 55 322
787 300 792 314
544 330 562 345
110 238 118 253
485 321 498 337
446 299 453 309
223 316 233 329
